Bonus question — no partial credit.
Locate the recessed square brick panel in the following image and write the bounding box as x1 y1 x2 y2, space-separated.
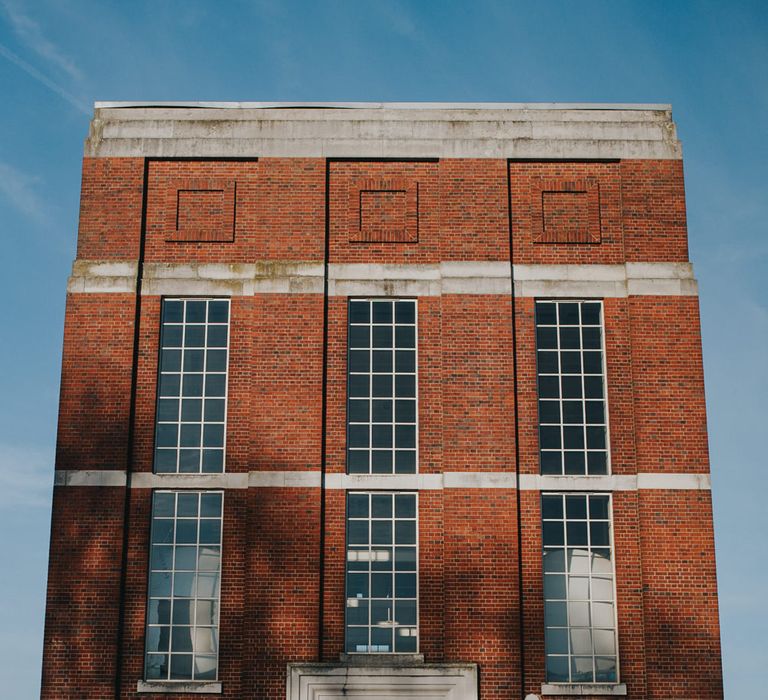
532 178 601 244
349 178 418 243
164 178 236 242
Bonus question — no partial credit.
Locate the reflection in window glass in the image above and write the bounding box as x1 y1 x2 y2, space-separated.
154 299 229 474
535 300 609 476
145 491 223 681
345 492 418 653
347 299 417 474
542 493 618 683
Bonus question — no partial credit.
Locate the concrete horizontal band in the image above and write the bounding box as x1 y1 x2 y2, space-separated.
287 662 478 700
68 260 698 298
54 470 711 491
540 683 627 696
86 104 681 159
136 680 222 694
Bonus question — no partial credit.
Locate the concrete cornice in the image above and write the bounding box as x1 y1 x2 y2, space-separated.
85 103 681 160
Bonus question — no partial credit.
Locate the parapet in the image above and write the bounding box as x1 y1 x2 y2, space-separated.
85 101 681 160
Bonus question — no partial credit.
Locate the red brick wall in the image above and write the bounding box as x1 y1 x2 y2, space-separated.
43 154 722 699
144 159 325 263
629 296 710 474
622 160 689 262
42 486 126 699
56 293 136 470
444 489 521 698
639 490 722 698
77 158 144 260
441 295 516 473
509 162 625 265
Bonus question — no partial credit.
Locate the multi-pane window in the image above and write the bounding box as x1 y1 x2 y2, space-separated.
145 491 223 682
155 298 230 474
347 299 417 474
345 492 418 653
535 300 608 476
542 493 618 684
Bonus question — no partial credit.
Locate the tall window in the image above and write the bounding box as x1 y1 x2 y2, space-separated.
347 299 417 474
535 300 608 476
154 298 230 474
345 492 418 653
542 493 618 684
145 491 223 682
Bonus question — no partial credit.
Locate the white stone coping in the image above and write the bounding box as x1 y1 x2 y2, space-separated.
135 680 221 694
67 260 698 298
54 470 711 492
86 103 680 159
286 662 478 700
95 101 672 111
541 682 627 696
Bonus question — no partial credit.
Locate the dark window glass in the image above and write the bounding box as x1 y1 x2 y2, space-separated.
542 494 617 683
346 300 418 474
346 493 418 653
145 492 222 681
535 301 608 476
154 300 229 474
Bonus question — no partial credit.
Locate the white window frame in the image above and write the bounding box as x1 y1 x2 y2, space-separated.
346 298 419 475
154 297 230 475
534 299 612 477
345 491 419 654
541 491 621 686
144 490 224 683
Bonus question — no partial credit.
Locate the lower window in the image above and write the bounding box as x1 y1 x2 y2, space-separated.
345 492 418 653
542 493 618 683
145 490 223 681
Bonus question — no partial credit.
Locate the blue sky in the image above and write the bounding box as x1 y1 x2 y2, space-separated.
0 1 765 696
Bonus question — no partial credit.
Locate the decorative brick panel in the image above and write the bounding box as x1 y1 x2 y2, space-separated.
164 178 236 242
531 177 601 244
348 178 418 242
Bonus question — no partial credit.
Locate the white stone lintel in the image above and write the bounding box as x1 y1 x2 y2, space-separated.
136 680 222 694
636 472 711 490
132 472 248 489
520 474 638 491
248 471 322 488
325 474 443 490
541 682 627 696
54 469 127 487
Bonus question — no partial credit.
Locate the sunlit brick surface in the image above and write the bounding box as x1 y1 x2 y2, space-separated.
44 106 722 699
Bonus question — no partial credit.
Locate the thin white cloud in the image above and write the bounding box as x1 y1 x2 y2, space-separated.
0 443 53 509
0 160 53 227
0 41 89 114
1 0 83 82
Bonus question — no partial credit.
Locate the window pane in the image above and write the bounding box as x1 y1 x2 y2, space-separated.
347 299 418 475
535 304 608 473
346 492 418 654
153 299 229 473
145 491 223 681
542 492 618 684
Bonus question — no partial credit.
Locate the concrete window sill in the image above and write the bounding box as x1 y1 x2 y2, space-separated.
541 683 627 696
136 680 222 694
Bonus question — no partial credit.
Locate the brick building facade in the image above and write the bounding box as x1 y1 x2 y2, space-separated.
42 103 723 699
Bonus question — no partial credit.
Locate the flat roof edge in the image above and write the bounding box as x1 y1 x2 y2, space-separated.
93 101 672 111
